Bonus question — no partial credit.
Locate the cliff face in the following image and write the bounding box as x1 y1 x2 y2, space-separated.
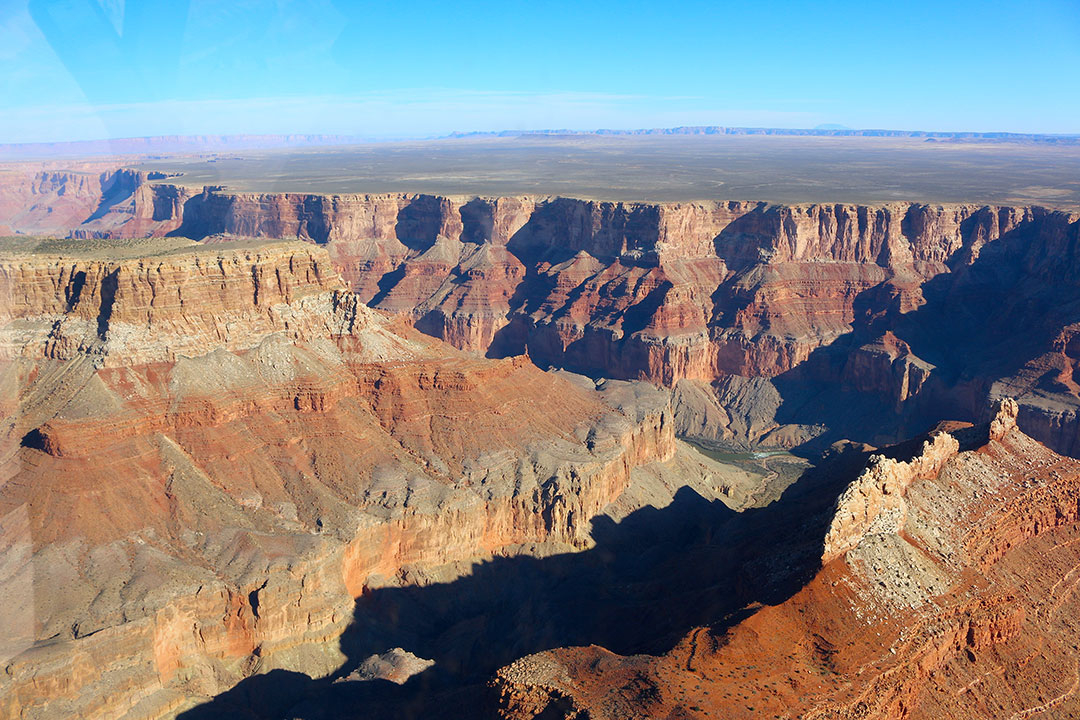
111 185 1079 455
493 402 1080 719
0 240 686 720
105 186 1068 370
5 172 1080 453
0 242 344 365
821 428 962 564
0 167 192 238
5 171 1080 719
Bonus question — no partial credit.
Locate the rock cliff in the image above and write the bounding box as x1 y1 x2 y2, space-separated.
4 167 1080 719
4 171 1080 456
0 239 695 720
0 166 186 238
493 401 1080 719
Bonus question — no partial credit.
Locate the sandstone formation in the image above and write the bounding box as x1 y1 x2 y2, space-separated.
493 400 1080 719
0 166 182 238
4 170 1078 456
4 166 1080 719
820 429 960 564
333 648 434 686
0 238 745 720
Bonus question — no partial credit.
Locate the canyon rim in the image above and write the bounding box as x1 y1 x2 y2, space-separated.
3 1 1080 716
1 139 1080 718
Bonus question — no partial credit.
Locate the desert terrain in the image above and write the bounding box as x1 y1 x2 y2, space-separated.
0 133 1079 719
127 135 1080 207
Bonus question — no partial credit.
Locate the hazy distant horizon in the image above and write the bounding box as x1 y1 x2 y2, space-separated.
115 135 1080 209
4 124 1080 160
2 0 1077 144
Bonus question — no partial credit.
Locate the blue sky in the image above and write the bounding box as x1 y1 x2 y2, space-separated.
1 0 1078 143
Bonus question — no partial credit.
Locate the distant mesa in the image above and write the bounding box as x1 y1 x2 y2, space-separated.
443 124 1080 143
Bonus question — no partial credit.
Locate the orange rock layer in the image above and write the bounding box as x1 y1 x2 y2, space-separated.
0 242 676 720
493 401 1080 719
5 172 1080 451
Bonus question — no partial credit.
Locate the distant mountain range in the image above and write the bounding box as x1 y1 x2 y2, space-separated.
2 126 1078 159
445 125 1080 143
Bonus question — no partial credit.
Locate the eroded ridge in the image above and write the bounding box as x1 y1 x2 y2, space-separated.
0 240 735 720
6 170 1080 457
493 399 1080 719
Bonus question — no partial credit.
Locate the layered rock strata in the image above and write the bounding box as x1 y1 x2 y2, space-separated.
0 167 182 238
493 401 1080 719
5 171 1078 453
0 239 684 720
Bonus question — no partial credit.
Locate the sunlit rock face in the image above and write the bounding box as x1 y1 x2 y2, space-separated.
7 175 1076 455
0 239 692 720
4 168 1080 719
494 401 1080 720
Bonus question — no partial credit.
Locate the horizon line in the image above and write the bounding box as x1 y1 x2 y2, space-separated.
3 124 1079 160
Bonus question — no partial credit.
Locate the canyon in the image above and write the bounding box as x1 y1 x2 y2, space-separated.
1 157 1080 719
0 237 750 719
4 166 1078 455
494 400 1080 719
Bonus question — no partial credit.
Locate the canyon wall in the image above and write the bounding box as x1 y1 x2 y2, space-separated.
0 167 179 238
493 402 1080 719
0 240 699 720
4 169 1080 718
4 170 1080 453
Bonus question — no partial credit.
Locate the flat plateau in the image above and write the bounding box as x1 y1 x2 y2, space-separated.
128 135 1080 208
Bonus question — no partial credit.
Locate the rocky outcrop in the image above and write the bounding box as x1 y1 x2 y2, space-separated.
492 402 1080 719
334 648 434 685
0 240 346 365
0 239 682 720
821 429 960 564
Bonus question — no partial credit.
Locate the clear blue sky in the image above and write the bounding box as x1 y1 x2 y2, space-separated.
1 0 1078 143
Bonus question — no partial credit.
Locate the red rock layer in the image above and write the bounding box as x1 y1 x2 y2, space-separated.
3 173 1074 372
493 402 1080 719
0 241 675 720
0 166 189 238
6 172 1080 451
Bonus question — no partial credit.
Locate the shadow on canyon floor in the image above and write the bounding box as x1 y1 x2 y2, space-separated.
178 448 870 720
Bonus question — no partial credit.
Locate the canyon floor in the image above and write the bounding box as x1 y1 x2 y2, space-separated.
1 135 1080 719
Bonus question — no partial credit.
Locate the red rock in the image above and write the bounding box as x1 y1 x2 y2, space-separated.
5 170 1080 452
493 401 1080 719
0 239 678 720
